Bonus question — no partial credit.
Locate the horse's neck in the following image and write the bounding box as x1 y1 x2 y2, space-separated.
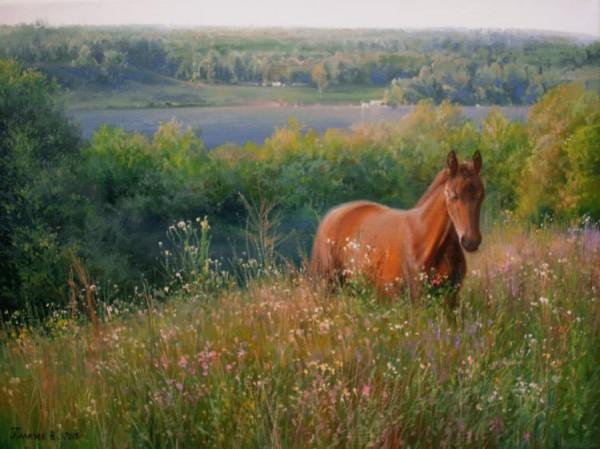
416 169 448 207
413 182 455 268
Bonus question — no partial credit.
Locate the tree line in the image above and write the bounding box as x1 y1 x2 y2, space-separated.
0 24 598 104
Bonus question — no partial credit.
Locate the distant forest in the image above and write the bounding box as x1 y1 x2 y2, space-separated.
1 24 598 105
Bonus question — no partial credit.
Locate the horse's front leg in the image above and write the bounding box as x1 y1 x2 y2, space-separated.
441 253 466 309
403 265 422 303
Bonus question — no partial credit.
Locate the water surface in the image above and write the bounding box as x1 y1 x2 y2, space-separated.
70 105 529 148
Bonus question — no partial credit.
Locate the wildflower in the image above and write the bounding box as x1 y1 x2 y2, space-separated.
160 356 169 369
199 216 210 231
431 273 444 287
318 319 331 335
361 384 371 398
539 296 549 305
178 355 188 369
177 220 186 229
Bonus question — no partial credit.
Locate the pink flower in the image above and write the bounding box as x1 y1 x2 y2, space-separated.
362 384 371 398
175 383 183 392
178 355 188 369
431 273 444 287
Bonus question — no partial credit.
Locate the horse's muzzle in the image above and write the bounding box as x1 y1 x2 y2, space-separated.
461 235 481 252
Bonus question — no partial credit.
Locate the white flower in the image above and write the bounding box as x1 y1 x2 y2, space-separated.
199 216 210 231
539 296 549 305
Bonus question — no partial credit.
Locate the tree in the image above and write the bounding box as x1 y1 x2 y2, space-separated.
100 49 127 83
479 108 530 210
517 84 600 220
384 82 406 105
563 124 600 218
311 63 328 97
0 60 80 312
73 44 95 67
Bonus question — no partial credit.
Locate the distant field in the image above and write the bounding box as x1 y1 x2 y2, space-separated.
564 66 600 92
59 78 385 110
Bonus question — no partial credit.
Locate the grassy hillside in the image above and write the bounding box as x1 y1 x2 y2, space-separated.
40 64 384 110
0 223 598 448
59 79 385 110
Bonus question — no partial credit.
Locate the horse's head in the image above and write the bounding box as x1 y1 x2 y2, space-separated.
444 150 484 252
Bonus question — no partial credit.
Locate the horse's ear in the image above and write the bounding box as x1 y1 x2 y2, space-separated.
447 150 458 176
473 150 482 174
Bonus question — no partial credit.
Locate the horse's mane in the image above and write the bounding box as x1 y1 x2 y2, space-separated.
416 162 477 207
415 169 449 207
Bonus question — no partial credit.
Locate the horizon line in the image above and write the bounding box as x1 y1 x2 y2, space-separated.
0 21 598 41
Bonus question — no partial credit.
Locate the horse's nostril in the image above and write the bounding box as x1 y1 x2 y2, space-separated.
461 236 480 252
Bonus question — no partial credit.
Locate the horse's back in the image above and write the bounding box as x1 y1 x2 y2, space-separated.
311 201 389 276
317 200 389 242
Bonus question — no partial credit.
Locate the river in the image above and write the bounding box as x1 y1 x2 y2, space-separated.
70 104 529 148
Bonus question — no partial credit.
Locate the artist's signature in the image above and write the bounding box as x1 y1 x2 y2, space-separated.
10 427 81 441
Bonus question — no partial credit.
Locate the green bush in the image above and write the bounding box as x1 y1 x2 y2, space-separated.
517 83 600 220
0 60 81 313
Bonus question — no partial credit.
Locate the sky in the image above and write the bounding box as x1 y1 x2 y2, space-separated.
0 0 598 37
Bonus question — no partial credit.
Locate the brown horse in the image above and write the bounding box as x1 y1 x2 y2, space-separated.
310 150 484 304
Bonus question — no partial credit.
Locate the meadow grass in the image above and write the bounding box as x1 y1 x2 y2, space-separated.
0 222 598 448
59 79 385 111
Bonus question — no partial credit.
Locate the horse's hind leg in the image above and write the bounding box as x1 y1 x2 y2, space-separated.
310 235 344 293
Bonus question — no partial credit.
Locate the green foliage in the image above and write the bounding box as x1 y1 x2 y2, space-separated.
385 56 563 106
160 217 232 296
517 84 600 220
1 25 597 105
0 59 81 313
564 124 600 218
479 108 530 211
79 121 234 286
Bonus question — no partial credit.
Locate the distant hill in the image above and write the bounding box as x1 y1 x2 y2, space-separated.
1 24 598 109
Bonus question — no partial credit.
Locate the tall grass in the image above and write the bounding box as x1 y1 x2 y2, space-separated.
0 221 598 448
